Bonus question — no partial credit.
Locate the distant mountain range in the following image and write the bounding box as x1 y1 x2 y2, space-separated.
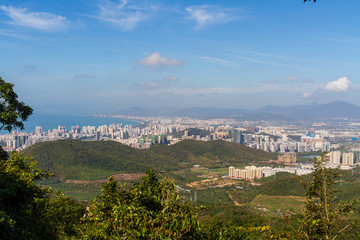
114 101 360 121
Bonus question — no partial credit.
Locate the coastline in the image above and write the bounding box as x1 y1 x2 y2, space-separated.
0 113 142 134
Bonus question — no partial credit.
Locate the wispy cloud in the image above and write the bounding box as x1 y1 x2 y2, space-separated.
0 28 31 38
235 55 318 72
0 5 69 31
200 56 233 65
96 0 156 31
324 76 354 92
316 36 358 44
287 76 297 82
139 76 178 89
138 52 184 67
24 65 38 71
301 92 312 98
263 80 277 84
303 79 314 83
186 5 238 29
164 76 178 81
139 80 169 89
74 73 97 79
132 82 315 96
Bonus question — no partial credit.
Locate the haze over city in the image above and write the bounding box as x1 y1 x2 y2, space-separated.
0 0 359 113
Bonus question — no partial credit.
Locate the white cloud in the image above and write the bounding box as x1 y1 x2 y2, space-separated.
301 92 312 98
96 0 154 31
0 5 68 31
138 52 184 67
186 5 235 29
324 76 353 92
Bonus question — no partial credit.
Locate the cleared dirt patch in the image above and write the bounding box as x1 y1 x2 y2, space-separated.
112 172 145 180
65 172 145 184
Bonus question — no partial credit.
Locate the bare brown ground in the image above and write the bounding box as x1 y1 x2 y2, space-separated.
228 191 241 206
65 172 145 184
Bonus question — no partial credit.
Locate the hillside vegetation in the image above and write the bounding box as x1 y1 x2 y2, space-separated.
23 139 275 181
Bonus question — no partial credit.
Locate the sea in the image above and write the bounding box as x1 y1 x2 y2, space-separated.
0 112 140 134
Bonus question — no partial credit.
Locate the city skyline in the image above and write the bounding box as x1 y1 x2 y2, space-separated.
0 0 359 113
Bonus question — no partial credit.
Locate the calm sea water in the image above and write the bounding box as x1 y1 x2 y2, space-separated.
0 112 140 134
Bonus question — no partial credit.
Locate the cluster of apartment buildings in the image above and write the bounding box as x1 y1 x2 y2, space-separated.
329 151 358 165
234 128 331 153
228 164 314 180
229 166 263 180
277 153 297 163
0 119 230 151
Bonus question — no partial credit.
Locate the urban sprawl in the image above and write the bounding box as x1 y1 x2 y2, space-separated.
2 116 360 176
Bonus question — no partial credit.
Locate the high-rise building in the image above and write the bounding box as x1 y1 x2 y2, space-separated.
280 144 286 153
240 169 247 179
342 152 354 165
244 134 252 144
289 143 296 153
297 143 304 153
229 166 235 178
322 142 331 152
235 169 241 178
96 131 100 140
35 126 43 134
278 153 296 163
230 166 263 180
270 143 279 152
233 128 241 144
330 151 341 164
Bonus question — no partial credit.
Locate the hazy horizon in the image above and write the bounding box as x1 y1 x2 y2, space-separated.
0 0 359 113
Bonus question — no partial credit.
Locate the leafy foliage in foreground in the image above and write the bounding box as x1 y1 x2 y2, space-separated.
80 170 270 239
81 170 201 239
0 152 85 239
294 152 359 240
0 152 54 239
0 77 33 132
2 152 360 239
23 139 275 181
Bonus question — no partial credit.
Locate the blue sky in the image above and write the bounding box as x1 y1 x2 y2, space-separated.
0 0 359 113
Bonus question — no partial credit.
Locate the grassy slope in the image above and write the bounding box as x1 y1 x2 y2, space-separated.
229 168 360 215
23 139 275 181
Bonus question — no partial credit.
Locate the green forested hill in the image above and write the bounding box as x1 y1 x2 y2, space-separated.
22 139 275 181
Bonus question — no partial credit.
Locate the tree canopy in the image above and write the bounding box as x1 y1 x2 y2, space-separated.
0 152 85 239
0 77 33 132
